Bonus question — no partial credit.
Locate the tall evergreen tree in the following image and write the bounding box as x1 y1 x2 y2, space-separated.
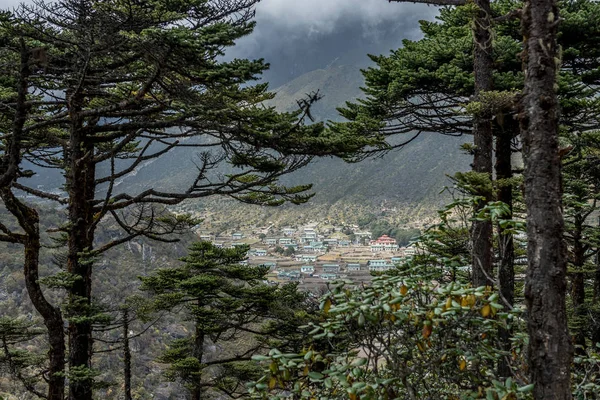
389 0 495 288
333 1 513 292
559 0 600 351
0 1 375 398
0 29 66 399
519 0 572 396
332 0 600 380
140 241 313 399
562 130 600 353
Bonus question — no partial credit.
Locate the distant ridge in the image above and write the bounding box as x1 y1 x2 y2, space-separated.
18 65 472 216
269 65 472 208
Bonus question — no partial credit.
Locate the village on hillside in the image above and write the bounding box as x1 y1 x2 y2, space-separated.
194 222 420 292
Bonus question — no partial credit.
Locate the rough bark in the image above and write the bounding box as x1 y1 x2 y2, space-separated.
1 189 66 400
495 127 515 378
123 308 132 400
520 0 573 397
192 319 205 400
471 0 495 288
67 93 97 400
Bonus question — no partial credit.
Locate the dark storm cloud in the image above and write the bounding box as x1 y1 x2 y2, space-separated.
230 0 438 86
254 0 435 34
1 0 438 87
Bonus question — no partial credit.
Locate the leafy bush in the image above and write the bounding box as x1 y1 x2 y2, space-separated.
248 264 530 399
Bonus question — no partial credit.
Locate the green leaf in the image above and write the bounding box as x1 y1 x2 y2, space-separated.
351 357 368 367
308 371 324 380
518 384 535 393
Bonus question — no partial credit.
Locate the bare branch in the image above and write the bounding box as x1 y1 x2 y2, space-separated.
12 182 68 204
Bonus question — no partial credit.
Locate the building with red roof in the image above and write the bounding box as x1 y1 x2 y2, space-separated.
369 235 399 252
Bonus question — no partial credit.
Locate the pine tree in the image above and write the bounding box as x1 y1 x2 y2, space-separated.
0 318 46 398
0 1 375 398
385 0 496 288
561 131 600 353
331 0 600 382
140 241 313 399
519 0 578 395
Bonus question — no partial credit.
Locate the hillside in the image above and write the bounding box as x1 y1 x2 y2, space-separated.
270 65 471 206
121 65 470 209
0 205 198 398
17 64 471 223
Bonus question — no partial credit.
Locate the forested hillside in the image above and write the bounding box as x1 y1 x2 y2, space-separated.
0 206 198 398
97 64 470 214
18 48 469 220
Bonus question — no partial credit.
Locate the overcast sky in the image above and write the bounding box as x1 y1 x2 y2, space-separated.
0 0 437 85
237 0 437 85
0 0 437 25
253 0 435 32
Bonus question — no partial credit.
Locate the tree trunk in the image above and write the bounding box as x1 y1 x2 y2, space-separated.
67 100 96 400
471 0 495 288
1 39 66 400
593 245 600 345
0 189 66 400
123 308 132 400
594 230 600 345
571 216 586 354
192 319 205 400
520 0 573 397
571 272 586 353
25 237 67 400
495 127 515 378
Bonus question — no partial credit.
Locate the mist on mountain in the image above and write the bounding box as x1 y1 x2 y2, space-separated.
229 0 437 87
15 0 467 211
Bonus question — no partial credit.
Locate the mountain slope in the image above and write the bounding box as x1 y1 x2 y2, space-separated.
270 65 471 207
17 65 471 218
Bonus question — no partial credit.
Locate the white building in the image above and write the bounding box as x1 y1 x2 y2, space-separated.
368 259 392 272
369 235 399 252
283 227 296 236
279 238 294 245
301 228 318 243
347 263 361 272
402 245 417 257
323 238 338 247
253 249 267 257
323 264 340 273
